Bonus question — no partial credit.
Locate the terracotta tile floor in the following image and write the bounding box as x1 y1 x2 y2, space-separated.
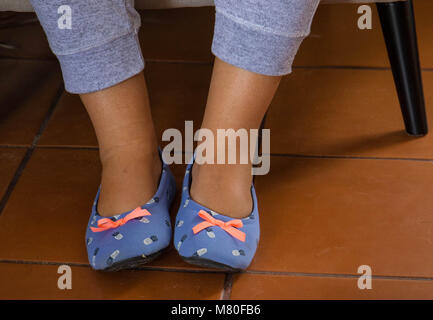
1 2 433 299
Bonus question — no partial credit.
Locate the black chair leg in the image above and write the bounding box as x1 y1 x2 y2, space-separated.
376 0 427 136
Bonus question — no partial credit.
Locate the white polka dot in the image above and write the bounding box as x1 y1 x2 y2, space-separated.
143 237 153 245
207 231 215 239
177 220 184 227
232 250 240 256
197 248 207 256
110 250 120 259
140 217 150 224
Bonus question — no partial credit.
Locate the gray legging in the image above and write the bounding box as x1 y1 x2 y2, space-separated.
30 0 320 94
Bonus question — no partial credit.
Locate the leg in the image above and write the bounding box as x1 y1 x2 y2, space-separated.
173 0 320 271
31 0 160 216
81 73 161 216
191 58 281 218
376 0 428 136
191 0 320 218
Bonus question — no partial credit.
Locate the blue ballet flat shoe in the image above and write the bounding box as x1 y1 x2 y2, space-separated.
85 157 176 271
173 160 260 271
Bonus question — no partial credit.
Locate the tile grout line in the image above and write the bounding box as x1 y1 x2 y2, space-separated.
0 56 56 62
35 145 99 150
4 145 433 164
270 153 433 163
0 148 33 215
293 65 390 71
2 258 433 282
1 56 433 72
0 145 28 149
293 65 433 72
0 56 212 65
29 85 65 147
0 259 226 274
0 85 64 217
220 273 234 300
244 270 433 282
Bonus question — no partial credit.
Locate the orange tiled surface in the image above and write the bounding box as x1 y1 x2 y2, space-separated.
0 263 224 300
1 1 433 299
230 274 433 300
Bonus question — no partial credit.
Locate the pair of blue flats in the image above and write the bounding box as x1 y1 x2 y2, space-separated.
85 153 260 271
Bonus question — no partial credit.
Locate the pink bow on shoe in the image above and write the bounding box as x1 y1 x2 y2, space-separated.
91 207 151 232
192 210 246 242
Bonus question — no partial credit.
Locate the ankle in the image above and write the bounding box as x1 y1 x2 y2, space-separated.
97 144 162 217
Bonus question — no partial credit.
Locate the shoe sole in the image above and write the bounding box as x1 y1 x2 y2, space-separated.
102 247 168 272
181 256 242 272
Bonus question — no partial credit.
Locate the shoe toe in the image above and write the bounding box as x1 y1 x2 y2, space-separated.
86 217 171 270
177 229 253 270
85 161 176 271
174 204 259 271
